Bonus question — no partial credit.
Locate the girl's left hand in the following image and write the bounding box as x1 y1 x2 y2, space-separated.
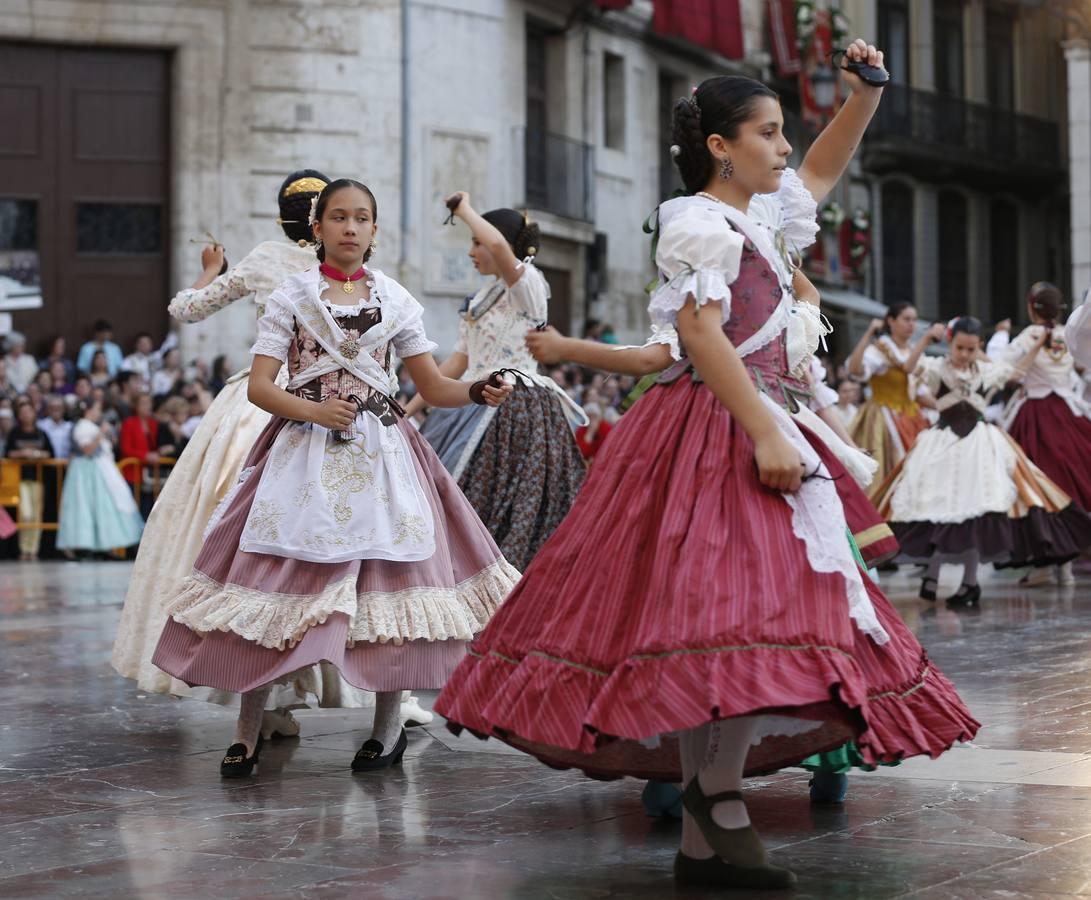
481 382 513 407
927 322 947 342
840 38 885 91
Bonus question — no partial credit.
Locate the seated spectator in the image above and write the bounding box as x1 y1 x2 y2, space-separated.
23 382 44 417
832 379 862 427
208 354 230 395
151 348 183 397
40 336 76 385
88 350 112 388
179 383 211 438
5 397 55 560
119 392 159 518
48 359 74 396
4 332 40 394
77 320 124 378
33 369 53 396
575 402 611 461
156 396 190 460
37 395 73 459
110 371 142 423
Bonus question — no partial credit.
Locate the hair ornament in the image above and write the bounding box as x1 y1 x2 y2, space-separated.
282 176 327 198
945 317 959 343
688 94 701 116
307 194 319 227
669 144 682 158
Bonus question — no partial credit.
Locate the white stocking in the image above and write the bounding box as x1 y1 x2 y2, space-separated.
371 690 403 748
233 685 272 756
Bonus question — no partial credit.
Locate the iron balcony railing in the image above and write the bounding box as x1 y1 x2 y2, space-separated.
869 83 1062 170
525 128 595 222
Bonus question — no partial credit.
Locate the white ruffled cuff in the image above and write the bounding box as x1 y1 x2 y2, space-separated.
642 325 683 362
647 269 731 330
778 168 820 255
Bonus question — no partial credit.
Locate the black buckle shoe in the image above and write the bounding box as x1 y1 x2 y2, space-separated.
220 735 263 778
919 577 938 602
351 728 408 772
946 582 981 608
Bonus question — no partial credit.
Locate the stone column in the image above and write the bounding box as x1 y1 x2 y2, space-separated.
1066 39 1091 299
909 0 934 91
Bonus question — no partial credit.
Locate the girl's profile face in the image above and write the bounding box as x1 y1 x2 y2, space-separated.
469 238 499 277
887 306 918 342
715 96 792 196
313 186 377 269
949 332 980 368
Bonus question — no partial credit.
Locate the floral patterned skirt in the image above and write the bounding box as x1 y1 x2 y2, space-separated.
454 383 586 572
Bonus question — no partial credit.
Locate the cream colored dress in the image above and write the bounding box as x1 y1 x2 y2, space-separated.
110 241 373 708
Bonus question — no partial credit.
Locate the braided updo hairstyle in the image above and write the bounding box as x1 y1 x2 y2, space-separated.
277 169 330 244
311 178 378 264
482 208 540 260
670 76 778 195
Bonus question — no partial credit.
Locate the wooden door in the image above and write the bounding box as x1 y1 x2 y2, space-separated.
0 42 170 358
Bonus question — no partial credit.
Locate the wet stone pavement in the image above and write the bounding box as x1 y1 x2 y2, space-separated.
1 561 1090 899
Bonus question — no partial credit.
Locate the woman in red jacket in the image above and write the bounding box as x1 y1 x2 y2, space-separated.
119 393 159 517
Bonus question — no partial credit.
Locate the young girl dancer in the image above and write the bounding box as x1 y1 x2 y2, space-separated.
995 283 1091 585
846 303 932 496
405 195 585 571
437 76 977 889
874 317 1091 606
113 171 429 736
151 179 517 776
56 401 144 555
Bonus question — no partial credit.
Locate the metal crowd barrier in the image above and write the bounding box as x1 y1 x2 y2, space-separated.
0 456 178 531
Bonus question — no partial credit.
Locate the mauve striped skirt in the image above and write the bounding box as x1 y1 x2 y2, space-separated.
436 376 979 782
152 416 519 694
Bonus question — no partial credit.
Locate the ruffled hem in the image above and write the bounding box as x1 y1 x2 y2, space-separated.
436 636 978 782
647 268 731 330
165 559 520 651
891 507 1091 568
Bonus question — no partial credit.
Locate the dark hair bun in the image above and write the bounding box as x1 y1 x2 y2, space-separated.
1027 281 1064 321
949 315 982 338
277 169 330 244
668 76 778 195
482 208 540 259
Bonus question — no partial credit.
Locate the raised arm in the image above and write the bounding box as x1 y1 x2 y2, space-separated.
446 192 524 287
846 318 885 377
902 323 947 375
677 299 803 492
168 245 251 324
797 39 885 204
525 327 672 376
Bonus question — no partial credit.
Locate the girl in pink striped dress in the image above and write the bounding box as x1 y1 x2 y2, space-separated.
152 180 518 777
436 77 978 890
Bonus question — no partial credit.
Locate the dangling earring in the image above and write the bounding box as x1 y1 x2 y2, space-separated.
719 157 734 181
369 239 378 253
313 236 323 254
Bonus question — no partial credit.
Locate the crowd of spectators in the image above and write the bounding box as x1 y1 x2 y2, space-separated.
0 320 231 560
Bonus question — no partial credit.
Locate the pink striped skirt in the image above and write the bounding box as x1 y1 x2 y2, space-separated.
436 376 979 781
152 417 519 694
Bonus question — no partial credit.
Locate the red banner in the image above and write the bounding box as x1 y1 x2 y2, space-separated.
768 0 801 76
652 0 745 60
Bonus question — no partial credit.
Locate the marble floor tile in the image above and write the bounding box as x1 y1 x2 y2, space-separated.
3 561 1091 898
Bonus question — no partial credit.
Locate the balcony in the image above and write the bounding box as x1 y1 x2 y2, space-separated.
865 84 1063 188
525 129 594 223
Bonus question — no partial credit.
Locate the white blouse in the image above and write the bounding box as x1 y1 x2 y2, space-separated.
251 267 437 365
169 240 317 322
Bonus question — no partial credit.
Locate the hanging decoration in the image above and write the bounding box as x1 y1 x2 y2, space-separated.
839 208 872 281
797 1 849 130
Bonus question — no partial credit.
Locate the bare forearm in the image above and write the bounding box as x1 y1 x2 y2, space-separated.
798 89 883 203
561 337 668 376
403 352 467 417
846 332 874 377
901 335 934 374
191 266 221 291
248 375 318 423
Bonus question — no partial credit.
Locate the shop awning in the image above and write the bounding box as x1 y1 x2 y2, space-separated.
818 285 885 317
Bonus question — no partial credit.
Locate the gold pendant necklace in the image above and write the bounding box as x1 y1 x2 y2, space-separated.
342 280 356 294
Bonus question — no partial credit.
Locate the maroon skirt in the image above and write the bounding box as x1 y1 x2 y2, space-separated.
435 377 978 782
1008 394 1091 510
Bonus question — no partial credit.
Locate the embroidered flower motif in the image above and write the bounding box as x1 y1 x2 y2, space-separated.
393 513 428 545
246 500 286 542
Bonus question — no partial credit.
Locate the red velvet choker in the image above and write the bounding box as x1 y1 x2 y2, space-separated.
319 263 368 294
